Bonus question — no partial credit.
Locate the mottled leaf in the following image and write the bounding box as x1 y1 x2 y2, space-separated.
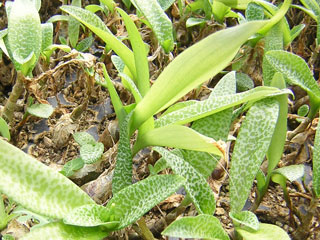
41 23 53 52
60 157 84 177
230 211 259 231
272 165 305 182
69 0 81 48
155 87 288 128
80 142 104 164
73 132 96 146
20 222 107 240
154 147 215 215
112 113 133 194
162 215 230 240
313 115 320 197
236 72 254 92
230 98 279 212
131 0 174 53
7 0 42 75
157 0 176 10
0 140 94 220
107 174 185 229
132 21 268 130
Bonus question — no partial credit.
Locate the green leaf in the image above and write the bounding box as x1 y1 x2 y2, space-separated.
30 0 41 11
80 142 104 164
290 24 305 42
236 223 290 240
69 0 82 48
119 73 142 102
181 72 236 178
107 174 185 229
0 117 10 141
7 0 42 75
2 235 14 240
230 98 279 213
155 87 289 128
20 222 107 240
41 23 53 52
76 35 94 52
100 0 115 13
186 17 207 28
230 211 259 231
131 0 173 53
60 157 85 177
73 132 96 146
236 72 254 92
246 2 264 21
132 20 270 130
122 0 131 8
162 214 230 240
297 104 309 117
64 204 119 229
262 23 283 86
266 73 288 173
0 139 94 220
60 5 136 78
134 125 224 156
27 103 54 118
313 114 320 197
112 113 133 194
154 147 215 215
117 8 150 96
265 50 320 117
272 165 305 182
157 0 176 10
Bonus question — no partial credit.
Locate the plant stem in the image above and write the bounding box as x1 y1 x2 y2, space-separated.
2 72 25 123
251 175 271 212
134 217 156 240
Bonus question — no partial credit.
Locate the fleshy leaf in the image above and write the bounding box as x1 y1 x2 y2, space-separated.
155 87 289 128
229 211 259 231
27 103 54 118
60 5 136 78
162 214 230 240
7 0 42 75
154 147 215 215
112 113 133 194
131 0 174 53
236 72 254 92
157 0 176 10
41 23 53 52
20 222 107 240
73 132 96 146
60 157 84 177
134 125 224 156
68 0 81 48
132 20 268 130
80 142 104 164
272 165 305 182
0 139 94 220
64 204 119 229
230 98 279 213
314 115 320 197
236 223 290 240
107 174 185 229
0 117 10 141
266 50 320 117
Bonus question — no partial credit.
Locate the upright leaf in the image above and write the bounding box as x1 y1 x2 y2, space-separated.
266 50 320 117
41 23 53 52
0 140 94 220
20 222 107 240
68 0 82 48
162 215 230 240
0 117 10 141
267 73 288 173
7 0 42 75
154 147 216 215
60 6 136 78
117 8 150 96
314 114 320 197
230 98 279 213
107 174 185 229
132 20 269 130
131 0 174 53
112 113 133 194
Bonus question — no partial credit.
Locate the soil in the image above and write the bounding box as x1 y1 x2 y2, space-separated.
0 0 320 240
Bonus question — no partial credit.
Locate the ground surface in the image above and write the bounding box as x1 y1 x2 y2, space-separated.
0 0 320 239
